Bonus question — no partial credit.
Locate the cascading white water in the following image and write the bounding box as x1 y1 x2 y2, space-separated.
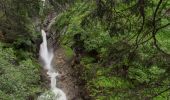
39 30 67 100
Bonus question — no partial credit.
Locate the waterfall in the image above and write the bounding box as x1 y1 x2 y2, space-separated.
39 30 67 100
41 0 46 7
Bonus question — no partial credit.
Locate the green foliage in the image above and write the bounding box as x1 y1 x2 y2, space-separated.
156 29 170 54
53 2 95 47
129 66 150 83
81 56 96 64
80 59 132 99
92 76 130 89
54 0 170 99
128 64 165 83
0 0 40 53
0 43 42 99
62 45 74 58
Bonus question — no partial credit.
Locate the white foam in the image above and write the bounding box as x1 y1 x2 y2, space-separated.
39 30 67 100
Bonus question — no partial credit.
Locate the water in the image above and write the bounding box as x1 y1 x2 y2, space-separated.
39 30 67 100
41 0 46 7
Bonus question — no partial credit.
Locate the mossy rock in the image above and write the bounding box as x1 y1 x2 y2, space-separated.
62 45 74 59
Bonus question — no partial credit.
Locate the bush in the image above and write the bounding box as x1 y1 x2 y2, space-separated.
0 43 42 99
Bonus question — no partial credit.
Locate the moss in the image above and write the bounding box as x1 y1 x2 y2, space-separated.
62 45 74 58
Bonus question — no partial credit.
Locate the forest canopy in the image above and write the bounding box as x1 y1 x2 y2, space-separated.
54 0 170 99
0 0 170 100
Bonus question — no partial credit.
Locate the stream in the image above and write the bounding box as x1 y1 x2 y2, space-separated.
36 0 87 99
38 30 67 100
37 0 67 100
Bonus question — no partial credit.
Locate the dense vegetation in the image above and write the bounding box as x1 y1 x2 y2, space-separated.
54 0 170 99
0 0 43 99
0 0 170 100
0 43 42 99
